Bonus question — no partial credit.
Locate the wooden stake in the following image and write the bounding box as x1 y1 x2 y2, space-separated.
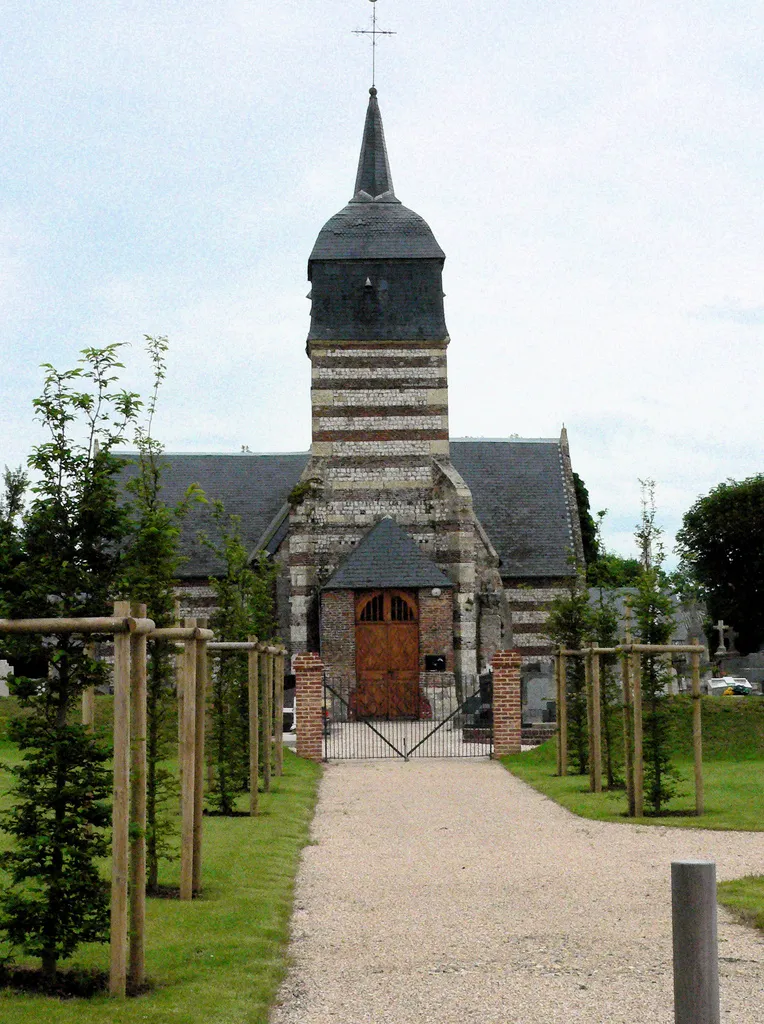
128 603 147 991
690 645 704 816
274 652 285 777
621 651 635 817
192 620 208 895
585 648 594 792
554 653 562 776
248 640 259 816
631 650 644 817
261 652 272 793
553 651 565 770
179 618 197 901
109 600 132 998
82 685 96 730
591 646 602 794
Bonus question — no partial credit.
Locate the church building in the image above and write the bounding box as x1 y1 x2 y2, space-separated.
160 88 584 718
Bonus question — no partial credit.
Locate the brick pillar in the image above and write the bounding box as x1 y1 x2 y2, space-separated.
294 652 324 762
492 650 522 756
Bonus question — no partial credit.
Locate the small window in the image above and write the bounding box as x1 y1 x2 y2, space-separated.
359 593 384 622
390 593 415 621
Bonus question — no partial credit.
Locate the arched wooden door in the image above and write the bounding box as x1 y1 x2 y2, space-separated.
354 589 421 718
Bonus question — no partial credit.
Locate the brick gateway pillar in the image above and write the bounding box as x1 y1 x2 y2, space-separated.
491 650 522 756
294 652 324 762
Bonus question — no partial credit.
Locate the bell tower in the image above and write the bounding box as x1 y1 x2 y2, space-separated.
289 88 486 692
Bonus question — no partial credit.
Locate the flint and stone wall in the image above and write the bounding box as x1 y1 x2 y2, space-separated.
289 337 491 691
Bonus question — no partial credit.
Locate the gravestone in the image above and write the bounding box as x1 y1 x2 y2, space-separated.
0 659 10 698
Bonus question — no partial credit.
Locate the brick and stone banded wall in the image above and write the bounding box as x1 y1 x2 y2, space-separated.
504 580 571 659
320 590 355 706
492 650 522 756
294 652 324 762
311 341 450 453
419 589 454 675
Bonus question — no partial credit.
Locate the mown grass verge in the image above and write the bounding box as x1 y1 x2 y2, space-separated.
717 875 764 932
501 737 764 832
0 737 321 1023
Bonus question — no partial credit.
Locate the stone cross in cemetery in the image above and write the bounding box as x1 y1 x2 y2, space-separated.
713 619 728 658
724 625 740 655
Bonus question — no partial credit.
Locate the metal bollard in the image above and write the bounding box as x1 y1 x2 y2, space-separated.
671 861 720 1024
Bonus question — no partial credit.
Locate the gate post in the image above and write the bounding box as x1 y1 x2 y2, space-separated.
295 652 324 762
491 650 522 756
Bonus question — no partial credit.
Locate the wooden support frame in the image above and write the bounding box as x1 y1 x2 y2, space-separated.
690 644 704 816
179 618 197 901
274 651 285 777
192 619 208 895
261 648 272 794
631 650 644 818
128 603 147 991
561 641 707 819
621 650 635 816
557 649 568 776
248 638 260 816
590 645 602 794
110 600 132 997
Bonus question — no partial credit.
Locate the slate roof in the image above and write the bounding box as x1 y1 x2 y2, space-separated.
354 87 395 201
309 89 445 263
120 440 576 580
118 453 308 578
324 517 453 591
451 440 575 578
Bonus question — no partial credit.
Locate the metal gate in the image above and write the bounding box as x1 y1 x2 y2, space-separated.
323 673 493 759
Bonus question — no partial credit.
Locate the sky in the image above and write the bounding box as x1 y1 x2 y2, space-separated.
1 0 762 564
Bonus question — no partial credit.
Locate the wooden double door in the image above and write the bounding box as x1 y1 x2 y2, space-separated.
354 589 421 719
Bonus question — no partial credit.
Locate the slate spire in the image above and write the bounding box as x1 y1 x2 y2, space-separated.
353 87 396 202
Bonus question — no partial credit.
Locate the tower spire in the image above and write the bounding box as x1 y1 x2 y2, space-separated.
353 87 396 201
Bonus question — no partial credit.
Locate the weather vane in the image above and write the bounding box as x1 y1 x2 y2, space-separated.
353 0 396 89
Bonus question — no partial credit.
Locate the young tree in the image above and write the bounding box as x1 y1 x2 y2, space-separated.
677 474 764 655
0 346 140 981
545 578 592 775
590 589 623 789
632 480 679 813
202 504 278 813
119 336 201 890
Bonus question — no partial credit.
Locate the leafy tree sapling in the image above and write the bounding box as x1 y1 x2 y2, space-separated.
201 504 278 813
119 336 202 890
0 346 140 981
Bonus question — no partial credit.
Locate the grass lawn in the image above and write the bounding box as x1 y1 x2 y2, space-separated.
717 875 764 933
0 738 321 1023
501 740 764 831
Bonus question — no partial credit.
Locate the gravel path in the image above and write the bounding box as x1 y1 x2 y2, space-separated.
272 760 764 1024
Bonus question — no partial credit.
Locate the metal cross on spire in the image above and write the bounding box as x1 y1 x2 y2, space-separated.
353 0 396 89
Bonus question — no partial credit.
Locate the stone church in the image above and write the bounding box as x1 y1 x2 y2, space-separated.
159 88 584 717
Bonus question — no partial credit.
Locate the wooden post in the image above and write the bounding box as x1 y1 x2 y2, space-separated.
554 652 562 776
109 601 132 998
261 651 272 793
691 644 704 816
128 603 147 991
248 639 259 816
274 651 285 777
591 646 602 794
621 651 635 816
585 647 594 791
631 650 644 817
179 618 197 901
558 649 568 776
192 619 208 895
